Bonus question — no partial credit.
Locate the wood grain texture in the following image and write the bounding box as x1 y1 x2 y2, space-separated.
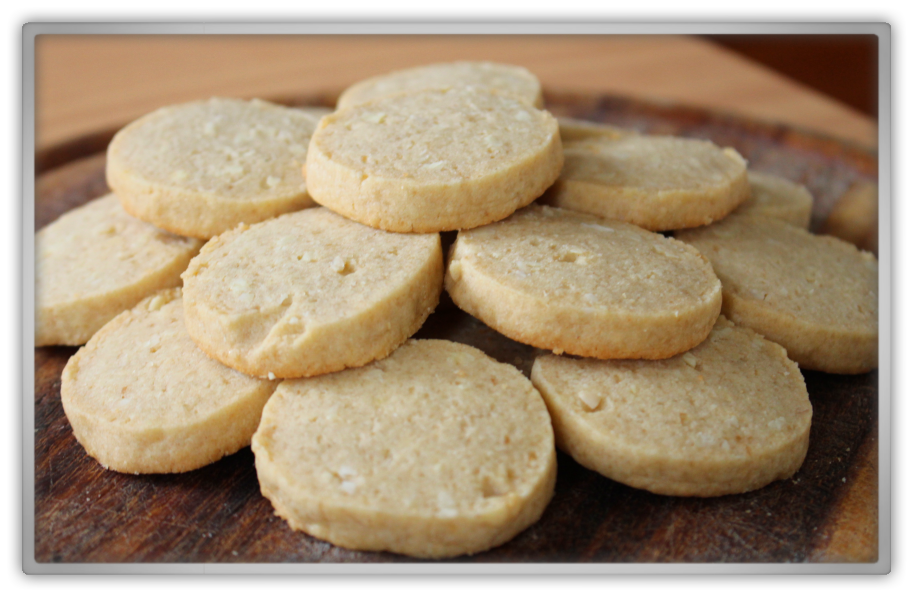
32 93 879 564
34 35 876 151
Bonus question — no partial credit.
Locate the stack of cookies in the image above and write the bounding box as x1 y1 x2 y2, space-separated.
36 61 878 560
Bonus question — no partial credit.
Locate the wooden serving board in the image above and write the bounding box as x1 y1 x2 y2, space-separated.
33 92 879 565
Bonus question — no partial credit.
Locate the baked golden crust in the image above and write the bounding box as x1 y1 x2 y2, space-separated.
36 194 202 346
107 98 320 239
445 205 722 359
541 135 749 231
336 61 543 110
252 339 556 558
531 316 812 497
306 87 562 233
61 289 277 474
676 214 878 374
181 208 443 379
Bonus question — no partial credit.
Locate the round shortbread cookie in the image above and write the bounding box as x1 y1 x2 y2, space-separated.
676 214 878 374
106 97 321 239
821 180 878 253
181 208 443 378
251 339 557 558
731 171 814 228
445 205 722 359
530 316 812 497
336 61 543 110
557 116 636 142
36 194 203 347
61 289 278 474
541 135 749 231
305 87 563 233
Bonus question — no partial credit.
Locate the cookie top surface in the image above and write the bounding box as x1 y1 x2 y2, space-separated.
676 214 877 333
181 207 442 377
543 134 749 231
313 87 557 184
445 205 721 359
531 316 812 495
732 171 814 227
106 98 320 238
61 289 278 473
37 194 201 307
336 61 543 109
451 205 719 315
63 289 275 427
533 317 810 458
561 135 746 192
183 207 438 328
305 87 562 232
252 338 555 520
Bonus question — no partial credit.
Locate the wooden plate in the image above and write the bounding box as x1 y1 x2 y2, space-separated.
33 92 879 564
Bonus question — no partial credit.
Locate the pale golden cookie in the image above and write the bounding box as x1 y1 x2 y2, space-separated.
336 61 543 110
36 194 202 346
676 214 878 374
181 208 443 378
61 289 278 474
541 134 749 231
305 87 563 233
445 205 722 359
820 180 878 254
251 339 556 558
731 171 813 228
107 98 321 239
531 316 812 497
557 116 636 142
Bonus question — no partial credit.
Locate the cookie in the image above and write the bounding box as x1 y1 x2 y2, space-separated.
530 316 812 497
181 208 443 378
106 97 321 239
676 214 878 374
36 194 203 346
557 116 636 142
820 180 878 254
305 87 563 233
731 171 813 228
336 61 543 110
251 339 557 558
445 205 722 359
540 134 749 231
60 289 278 474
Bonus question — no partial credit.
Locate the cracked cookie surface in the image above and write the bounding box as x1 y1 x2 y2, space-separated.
181 208 443 378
